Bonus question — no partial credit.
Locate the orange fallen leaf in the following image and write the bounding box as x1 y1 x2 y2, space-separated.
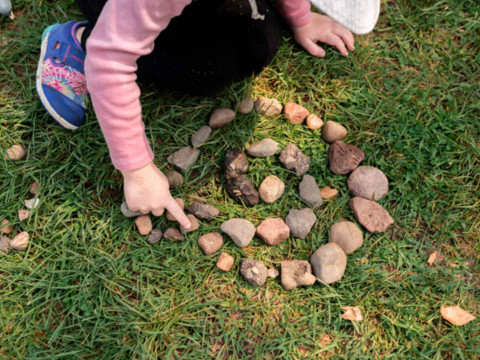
320 186 338 199
319 333 332 346
341 306 364 321
427 251 438 266
441 306 475 326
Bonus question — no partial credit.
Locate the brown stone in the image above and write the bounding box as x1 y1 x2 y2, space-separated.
329 141 365 175
209 108 235 129
256 218 290 246
283 102 309 124
198 232 224 255
29 182 39 195
165 171 184 188
182 214 200 233
238 97 254 114
306 114 323 130
322 121 347 143
164 227 184 241
135 215 152 235
349 197 394 233
10 231 29 251
166 198 185 221
217 252 234 271
320 186 338 199
1 219 12 234
258 175 285 203
281 260 317 290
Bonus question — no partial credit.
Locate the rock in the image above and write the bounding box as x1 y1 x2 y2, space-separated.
283 102 309 124
348 166 389 201
120 202 143 218
0 236 10 254
29 182 39 195
5 144 26 160
198 232 223 255
306 114 323 130
279 144 310 176
310 243 347 284
209 108 235 129
182 214 199 233
281 260 317 290
349 197 394 233
226 175 259 207
24 198 40 210
224 148 249 179
1 219 12 234
285 208 317 239
267 268 279 278
168 146 200 171
147 229 163 244
166 198 185 221
256 218 290 246
163 227 184 241
238 97 254 114
10 231 29 251
329 141 365 175
329 221 363 254
240 259 268 286
254 97 282 116
320 186 338 199
217 252 234 271
258 175 285 203
246 138 279 157
165 171 184 188
191 126 212 148
187 203 220 220
322 121 347 143
18 209 30 221
299 175 323 209
220 218 256 248
135 215 152 236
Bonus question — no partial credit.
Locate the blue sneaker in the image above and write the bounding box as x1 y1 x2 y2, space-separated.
36 20 88 130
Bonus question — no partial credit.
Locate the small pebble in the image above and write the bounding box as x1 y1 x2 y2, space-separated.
279 144 310 176
226 175 259 207
166 198 185 221
299 175 323 209
147 229 163 244
306 114 323 130
256 218 290 246
5 144 26 160
237 97 254 114
329 141 365 175
167 146 200 171
165 171 184 188
283 102 309 124
246 138 279 157
254 97 282 116
182 214 199 233
320 186 338 199
349 197 394 233
29 182 39 195
258 175 285 203
198 232 223 255
0 236 10 254
217 252 234 271
209 108 235 129
220 218 256 248
10 231 29 251
1 219 12 234
187 203 220 220
322 121 347 143
24 198 40 210
191 126 212 148
285 208 317 239
224 148 249 179
240 259 268 286
135 215 152 236
281 260 317 290
18 209 30 221
310 243 347 284
348 166 389 201
267 268 279 278
163 227 184 241
329 221 363 254
120 202 143 218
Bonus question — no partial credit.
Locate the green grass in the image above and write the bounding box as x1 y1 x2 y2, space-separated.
1 0 479 358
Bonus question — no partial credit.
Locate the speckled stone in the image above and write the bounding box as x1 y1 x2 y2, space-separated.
281 260 316 290
329 141 364 175
0 236 10 254
240 259 268 286
187 203 220 220
18 209 30 221
279 144 310 176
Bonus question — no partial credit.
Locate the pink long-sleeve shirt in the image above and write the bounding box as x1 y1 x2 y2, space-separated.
85 0 311 171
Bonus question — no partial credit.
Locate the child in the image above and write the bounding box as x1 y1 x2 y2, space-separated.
36 0 376 229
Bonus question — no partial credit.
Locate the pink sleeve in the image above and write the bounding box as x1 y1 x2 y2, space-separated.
276 0 312 27
85 0 191 171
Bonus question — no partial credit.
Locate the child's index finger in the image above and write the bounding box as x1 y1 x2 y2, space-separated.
165 197 191 229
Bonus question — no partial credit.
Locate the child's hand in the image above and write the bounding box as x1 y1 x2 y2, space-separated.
292 13 355 58
121 162 191 229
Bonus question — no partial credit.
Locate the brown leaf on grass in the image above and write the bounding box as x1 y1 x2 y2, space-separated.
341 306 364 321
441 306 476 326
319 333 332 347
428 251 439 265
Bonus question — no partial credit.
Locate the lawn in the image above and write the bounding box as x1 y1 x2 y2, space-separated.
1 0 479 358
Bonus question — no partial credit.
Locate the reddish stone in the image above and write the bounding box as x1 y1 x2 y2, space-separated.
256 218 290 245
349 197 394 233
284 102 309 124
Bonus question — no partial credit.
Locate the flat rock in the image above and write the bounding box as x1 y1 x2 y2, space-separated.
348 166 389 201
187 203 219 220
18 209 30 221
10 231 29 251
240 259 268 286
329 221 363 254
220 218 256 248
198 232 223 255
166 198 185 221
306 114 323 130
349 197 394 233
285 208 317 239
254 97 282 116
147 229 163 244
135 215 152 235
24 198 40 210
281 260 317 290
209 108 235 129
299 175 323 209
168 146 200 171
224 149 249 179
29 182 39 195
182 214 199 233
165 171 184 188
5 144 26 160
322 121 347 143
120 201 143 218
238 97 254 114
1 219 12 234
258 175 285 203
0 236 10 254
217 252 234 271
191 126 212 148
256 218 290 246
310 243 347 284
284 102 309 124
320 186 338 199
329 141 364 175
279 144 310 176
226 175 259 207
267 268 279 278
247 138 279 157
163 227 184 241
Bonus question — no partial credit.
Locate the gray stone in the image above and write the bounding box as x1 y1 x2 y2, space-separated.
220 218 256 248
247 138 279 157
240 259 268 286
163 227 185 241
147 229 163 244
322 121 347 143
0 236 10 254
168 146 200 171
209 108 235 129
187 203 220 220
349 197 394 233
285 208 316 239
329 221 363 254
121 202 142 218
299 175 323 209
310 243 347 284
258 175 285 203
348 166 389 201
254 97 282 116
198 232 223 255
191 126 212 148
10 231 29 251
224 149 249 179
238 97 254 114
279 144 310 176
329 141 364 175
281 260 317 290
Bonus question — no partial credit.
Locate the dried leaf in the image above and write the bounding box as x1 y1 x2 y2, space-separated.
341 306 364 321
441 306 475 326
319 333 332 346
428 251 438 265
